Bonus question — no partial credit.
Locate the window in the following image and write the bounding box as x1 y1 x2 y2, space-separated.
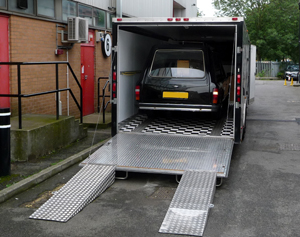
37 0 54 18
93 8 105 28
8 0 34 15
79 4 92 25
0 0 6 8
62 0 76 22
150 50 205 78
107 13 115 29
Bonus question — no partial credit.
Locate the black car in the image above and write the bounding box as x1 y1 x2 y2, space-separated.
285 64 299 81
136 44 230 116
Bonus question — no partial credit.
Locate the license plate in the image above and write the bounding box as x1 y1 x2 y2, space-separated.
163 92 188 99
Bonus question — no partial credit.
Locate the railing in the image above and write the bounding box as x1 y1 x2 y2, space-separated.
0 61 82 129
98 77 110 124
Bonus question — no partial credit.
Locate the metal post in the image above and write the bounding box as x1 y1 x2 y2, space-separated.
102 85 105 124
116 0 122 18
56 63 59 120
0 108 11 176
98 78 100 113
17 64 22 129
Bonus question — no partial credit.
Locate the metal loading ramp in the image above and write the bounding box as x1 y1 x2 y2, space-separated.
159 170 216 236
81 133 234 177
29 164 115 222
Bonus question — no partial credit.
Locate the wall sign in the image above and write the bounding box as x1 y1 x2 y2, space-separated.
102 34 112 57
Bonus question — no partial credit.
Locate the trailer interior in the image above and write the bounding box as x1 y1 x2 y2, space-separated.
116 23 238 129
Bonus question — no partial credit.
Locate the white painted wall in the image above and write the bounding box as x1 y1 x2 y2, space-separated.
75 0 197 17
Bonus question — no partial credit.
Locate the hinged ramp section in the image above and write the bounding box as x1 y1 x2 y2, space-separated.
30 164 115 222
82 133 234 177
159 170 216 236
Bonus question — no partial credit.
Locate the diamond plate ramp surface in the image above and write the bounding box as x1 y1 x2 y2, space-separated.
159 170 216 236
82 133 234 177
30 164 115 222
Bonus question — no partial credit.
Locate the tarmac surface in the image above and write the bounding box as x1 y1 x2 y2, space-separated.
0 80 299 237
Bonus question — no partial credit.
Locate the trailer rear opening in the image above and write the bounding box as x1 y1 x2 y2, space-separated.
111 17 252 143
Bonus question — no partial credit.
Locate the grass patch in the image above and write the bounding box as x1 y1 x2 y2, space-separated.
0 174 20 184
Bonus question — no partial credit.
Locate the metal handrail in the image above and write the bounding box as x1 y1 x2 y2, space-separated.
0 61 82 129
98 77 110 123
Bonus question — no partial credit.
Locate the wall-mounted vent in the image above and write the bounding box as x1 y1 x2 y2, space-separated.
68 17 88 43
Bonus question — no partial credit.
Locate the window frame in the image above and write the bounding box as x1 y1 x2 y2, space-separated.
93 7 106 29
8 0 35 16
62 0 77 22
0 0 7 9
78 3 93 26
36 0 55 19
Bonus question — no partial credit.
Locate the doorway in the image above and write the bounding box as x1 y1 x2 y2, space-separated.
0 15 9 108
81 30 95 116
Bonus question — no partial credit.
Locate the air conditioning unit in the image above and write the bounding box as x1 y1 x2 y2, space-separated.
68 17 88 43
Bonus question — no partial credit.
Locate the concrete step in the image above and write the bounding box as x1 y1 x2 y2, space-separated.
82 113 111 129
10 114 88 162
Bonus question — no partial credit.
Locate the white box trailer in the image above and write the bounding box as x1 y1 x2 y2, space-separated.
30 17 256 237
110 17 253 144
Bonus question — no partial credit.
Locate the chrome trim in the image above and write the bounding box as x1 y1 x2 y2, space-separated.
139 102 212 108
139 106 212 112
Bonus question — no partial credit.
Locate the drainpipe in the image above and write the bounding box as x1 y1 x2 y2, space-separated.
67 49 70 116
116 0 122 18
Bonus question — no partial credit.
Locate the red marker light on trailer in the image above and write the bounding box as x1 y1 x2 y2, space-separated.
135 85 140 101
167 18 173 21
117 18 122 21
112 82 116 92
213 88 219 104
232 17 238 21
113 72 116 81
237 74 241 84
237 86 241 96
183 18 189 21
176 18 181 21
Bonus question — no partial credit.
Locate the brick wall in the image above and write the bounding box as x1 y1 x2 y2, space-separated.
94 31 112 112
9 15 112 118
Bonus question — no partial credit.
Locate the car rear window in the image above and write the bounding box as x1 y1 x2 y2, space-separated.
149 49 205 78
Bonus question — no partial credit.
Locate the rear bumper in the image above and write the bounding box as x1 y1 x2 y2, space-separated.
138 102 220 112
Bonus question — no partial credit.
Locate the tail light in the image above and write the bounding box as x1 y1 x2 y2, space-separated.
236 74 241 103
213 88 219 104
135 85 140 101
112 71 116 98
237 86 241 96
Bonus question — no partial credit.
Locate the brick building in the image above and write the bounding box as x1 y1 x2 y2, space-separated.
0 0 197 118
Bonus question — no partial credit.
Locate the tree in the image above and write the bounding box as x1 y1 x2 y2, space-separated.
213 0 269 17
197 9 205 17
213 0 299 62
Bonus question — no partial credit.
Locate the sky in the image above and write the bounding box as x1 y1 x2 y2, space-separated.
197 0 218 17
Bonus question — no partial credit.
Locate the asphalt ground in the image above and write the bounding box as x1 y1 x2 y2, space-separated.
0 80 299 237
